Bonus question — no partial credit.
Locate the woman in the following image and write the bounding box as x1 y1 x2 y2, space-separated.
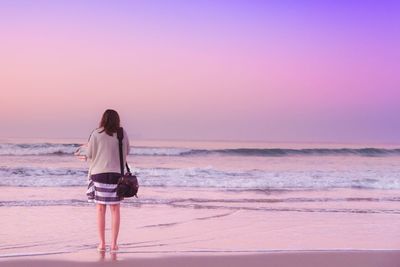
86 109 130 252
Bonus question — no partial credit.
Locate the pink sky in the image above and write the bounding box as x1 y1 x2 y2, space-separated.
0 1 399 143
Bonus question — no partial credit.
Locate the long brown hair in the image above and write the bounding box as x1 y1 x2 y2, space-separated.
99 109 120 136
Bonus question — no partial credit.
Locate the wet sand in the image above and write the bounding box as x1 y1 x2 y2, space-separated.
1 251 400 267
1 186 400 266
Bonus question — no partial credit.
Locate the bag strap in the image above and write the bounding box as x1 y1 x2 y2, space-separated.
117 127 131 175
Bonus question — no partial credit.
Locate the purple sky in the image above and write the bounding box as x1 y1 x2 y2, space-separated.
0 0 399 143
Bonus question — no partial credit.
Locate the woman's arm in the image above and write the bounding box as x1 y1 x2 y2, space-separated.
124 129 130 156
86 131 96 160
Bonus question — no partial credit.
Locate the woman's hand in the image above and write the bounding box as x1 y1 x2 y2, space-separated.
74 145 88 161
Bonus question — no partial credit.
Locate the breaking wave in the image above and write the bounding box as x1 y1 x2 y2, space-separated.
1 143 400 157
1 166 399 190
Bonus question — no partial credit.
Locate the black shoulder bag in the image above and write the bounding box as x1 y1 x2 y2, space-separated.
116 127 139 198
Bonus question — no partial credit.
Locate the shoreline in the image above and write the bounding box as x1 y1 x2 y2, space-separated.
1 187 400 258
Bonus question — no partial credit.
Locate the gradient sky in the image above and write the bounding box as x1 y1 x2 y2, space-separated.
0 0 399 143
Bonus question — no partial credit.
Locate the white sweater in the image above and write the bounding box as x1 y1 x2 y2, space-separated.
87 128 130 175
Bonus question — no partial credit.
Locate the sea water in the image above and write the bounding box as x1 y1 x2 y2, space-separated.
0 138 399 213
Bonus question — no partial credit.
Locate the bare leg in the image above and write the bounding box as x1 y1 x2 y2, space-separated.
97 204 106 250
110 204 120 250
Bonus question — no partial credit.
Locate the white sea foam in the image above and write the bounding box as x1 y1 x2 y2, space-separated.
1 141 400 190
1 166 399 190
0 143 79 156
132 147 193 156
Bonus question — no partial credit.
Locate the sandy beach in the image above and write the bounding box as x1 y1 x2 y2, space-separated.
1 251 400 267
1 186 400 266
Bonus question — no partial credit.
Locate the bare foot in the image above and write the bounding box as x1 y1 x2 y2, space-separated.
97 244 106 252
110 245 119 253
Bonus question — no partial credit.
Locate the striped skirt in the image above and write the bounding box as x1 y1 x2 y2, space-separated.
86 173 123 205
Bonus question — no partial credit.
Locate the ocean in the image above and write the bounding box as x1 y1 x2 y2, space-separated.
0 139 399 212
